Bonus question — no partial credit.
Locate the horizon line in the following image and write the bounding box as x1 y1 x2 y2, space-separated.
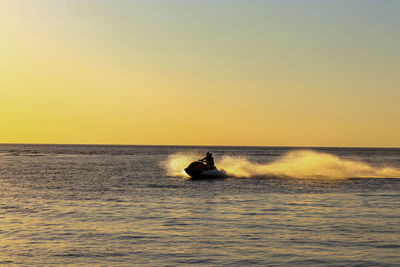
0 142 399 149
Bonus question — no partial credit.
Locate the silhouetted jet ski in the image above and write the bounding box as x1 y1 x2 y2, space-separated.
184 161 224 179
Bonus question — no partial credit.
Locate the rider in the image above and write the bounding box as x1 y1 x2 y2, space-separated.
200 152 215 169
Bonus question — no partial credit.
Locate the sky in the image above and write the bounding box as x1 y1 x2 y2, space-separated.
1 0 399 147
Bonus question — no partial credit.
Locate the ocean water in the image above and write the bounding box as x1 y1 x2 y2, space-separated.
1 144 400 266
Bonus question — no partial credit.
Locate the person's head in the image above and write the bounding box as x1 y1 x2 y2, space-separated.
207 152 212 156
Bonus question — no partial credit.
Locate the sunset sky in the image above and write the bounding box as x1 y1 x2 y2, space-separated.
1 0 399 147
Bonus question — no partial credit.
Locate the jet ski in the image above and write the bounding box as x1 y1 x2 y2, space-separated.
184 161 224 179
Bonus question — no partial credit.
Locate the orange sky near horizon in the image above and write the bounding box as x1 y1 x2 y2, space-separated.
1 1 399 147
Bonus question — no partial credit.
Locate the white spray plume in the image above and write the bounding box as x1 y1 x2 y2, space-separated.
161 150 400 179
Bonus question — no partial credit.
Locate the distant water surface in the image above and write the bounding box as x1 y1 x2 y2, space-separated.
0 144 400 266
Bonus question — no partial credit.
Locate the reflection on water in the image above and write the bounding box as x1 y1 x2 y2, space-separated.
0 144 400 266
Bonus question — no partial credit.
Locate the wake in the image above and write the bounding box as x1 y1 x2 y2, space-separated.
161 150 400 179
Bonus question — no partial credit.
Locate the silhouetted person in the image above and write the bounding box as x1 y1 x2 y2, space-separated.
200 152 215 169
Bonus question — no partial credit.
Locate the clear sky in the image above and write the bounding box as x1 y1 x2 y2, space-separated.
1 0 399 147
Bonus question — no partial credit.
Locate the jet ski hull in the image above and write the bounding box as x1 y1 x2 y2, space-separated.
184 161 224 179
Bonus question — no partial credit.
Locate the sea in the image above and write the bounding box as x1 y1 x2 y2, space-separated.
0 144 400 266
